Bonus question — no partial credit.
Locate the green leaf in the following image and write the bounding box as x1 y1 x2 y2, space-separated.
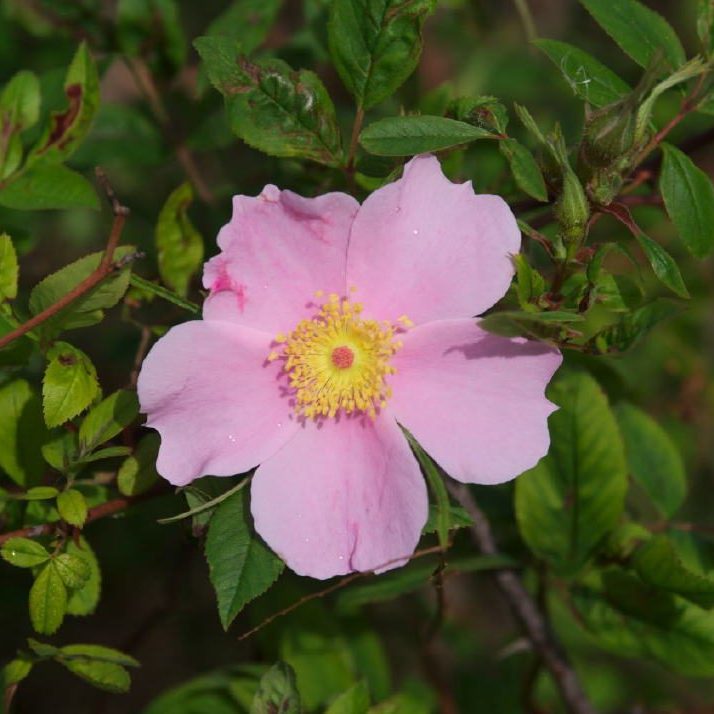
533 39 630 107
614 402 686 518
158 476 250 525
450 96 508 134
573 575 714 676
328 0 436 110
59 658 131 694
21 486 60 500
29 42 100 164
2 657 33 687
66 537 102 616
57 489 88 528
205 489 284 630
579 0 685 70
597 298 683 352
59 644 139 668
0 379 49 487
406 434 450 549
515 370 628 573
0 70 40 132
42 342 100 427
156 182 204 297
498 138 547 202
0 233 19 300
117 433 160 497
633 536 714 609
195 36 343 167
0 163 99 210
78 389 139 455
53 552 91 589
633 231 689 298
251 662 300 714
42 431 78 472
203 0 282 55
478 310 583 338
29 562 67 635
698 0 714 53
422 505 473 534
26 639 60 658
360 115 493 156
326 681 370 714
659 143 714 259
1 537 50 568
78 445 132 464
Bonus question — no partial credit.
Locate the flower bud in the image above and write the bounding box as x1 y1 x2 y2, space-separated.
555 169 589 244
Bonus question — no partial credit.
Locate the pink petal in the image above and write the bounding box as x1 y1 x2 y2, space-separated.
346 155 521 325
137 321 297 486
390 319 561 484
251 413 428 579
202 187 359 333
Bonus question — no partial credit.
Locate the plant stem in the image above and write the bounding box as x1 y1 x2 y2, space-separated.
447 481 597 714
513 0 537 43
0 169 130 351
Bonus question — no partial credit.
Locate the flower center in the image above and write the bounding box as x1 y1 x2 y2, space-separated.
331 345 354 369
268 292 412 420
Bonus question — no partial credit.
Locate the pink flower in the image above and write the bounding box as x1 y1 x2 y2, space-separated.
137 155 561 579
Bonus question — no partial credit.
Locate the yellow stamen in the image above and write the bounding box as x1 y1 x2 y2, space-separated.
270 293 409 420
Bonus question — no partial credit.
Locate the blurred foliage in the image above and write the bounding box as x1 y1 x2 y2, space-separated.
0 0 713 712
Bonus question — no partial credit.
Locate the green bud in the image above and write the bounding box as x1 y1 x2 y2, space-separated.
555 169 589 243
582 100 638 168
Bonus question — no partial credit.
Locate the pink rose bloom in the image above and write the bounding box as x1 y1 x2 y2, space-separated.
137 155 561 579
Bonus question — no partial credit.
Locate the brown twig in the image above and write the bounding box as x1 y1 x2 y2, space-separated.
129 325 152 389
237 544 447 641
0 170 130 351
447 481 597 714
124 56 216 205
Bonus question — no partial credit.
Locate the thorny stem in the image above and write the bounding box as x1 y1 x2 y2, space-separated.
0 488 165 546
447 481 597 714
0 169 130 351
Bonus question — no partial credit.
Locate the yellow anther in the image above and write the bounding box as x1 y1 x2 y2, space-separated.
268 292 411 420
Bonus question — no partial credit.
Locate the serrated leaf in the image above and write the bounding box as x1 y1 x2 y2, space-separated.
0 163 99 210
156 183 204 297
29 42 99 164
128 274 199 314
659 143 714 259
2 657 33 687
328 0 436 110
29 562 67 635
0 233 18 300
251 662 300 714
28 245 134 337
205 489 284 630
633 231 689 298
42 431 79 472
633 536 714 609
326 681 370 714
499 138 547 201
117 432 159 496
0 70 40 132
515 370 628 573
533 39 631 107
57 489 88 527
614 402 686 518
0 379 49 487
53 552 91 589
579 0 685 71
60 644 139 668
1 537 50 568
573 574 714 676
598 298 683 352
360 115 493 156
422 504 473 534
479 310 583 338
78 389 138 455
66 537 101 616
21 486 60 500
195 36 343 166
42 342 100 428
60 658 131 694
